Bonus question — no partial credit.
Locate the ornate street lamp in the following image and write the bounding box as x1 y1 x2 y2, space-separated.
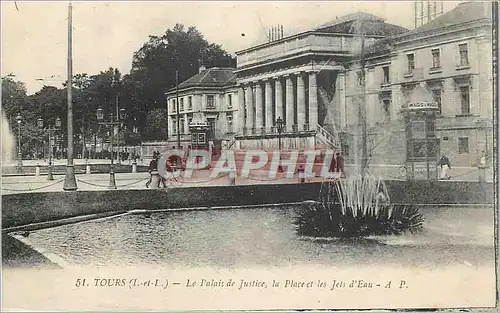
275 117 285 150
16 113 22 173
38 117 61 180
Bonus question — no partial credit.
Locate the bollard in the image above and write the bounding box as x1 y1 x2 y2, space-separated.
132 160 137 173
297 165 305 183
478 165 486 182
35 163 41 176
108 171 117 189
150 171 160 189
86 160 91 174
47 162 54 181
229 173 236 186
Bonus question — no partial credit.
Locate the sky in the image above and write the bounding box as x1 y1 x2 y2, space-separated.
1 1 462 95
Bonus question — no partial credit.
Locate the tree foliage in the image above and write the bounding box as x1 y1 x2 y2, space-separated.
2 23 236 152
124 23 236 140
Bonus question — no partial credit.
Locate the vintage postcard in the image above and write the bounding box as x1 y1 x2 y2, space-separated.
1 1 498 311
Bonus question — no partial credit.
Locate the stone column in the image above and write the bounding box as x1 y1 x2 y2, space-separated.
238 85 245 134
308 72 318 129
337 72 346 128
245 85 254 134
297 73 306 131
255 82 263 133
285 75 294 131
184 114 189 134
168 115 173 137
265 79 273 132
275 78 283 122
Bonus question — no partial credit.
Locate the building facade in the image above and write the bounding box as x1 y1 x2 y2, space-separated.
341 1 493 167
166 2 493 169
233 13 407 150
165 67 239 151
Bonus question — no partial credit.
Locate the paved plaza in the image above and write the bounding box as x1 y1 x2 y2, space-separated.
1 158 493 195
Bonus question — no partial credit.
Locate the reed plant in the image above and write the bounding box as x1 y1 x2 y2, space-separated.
294 175 424 238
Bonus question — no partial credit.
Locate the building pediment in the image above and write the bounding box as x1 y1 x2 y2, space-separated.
452 74 473 89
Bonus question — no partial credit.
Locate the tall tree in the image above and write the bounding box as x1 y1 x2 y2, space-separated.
123 23 236 141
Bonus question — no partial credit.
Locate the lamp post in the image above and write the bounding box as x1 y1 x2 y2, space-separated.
38 117 61 180
63 1 78 191
97 107 124 189
276 117 284 150
16 113 22 173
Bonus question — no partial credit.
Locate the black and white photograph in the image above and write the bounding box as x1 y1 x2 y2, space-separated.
1 1 498 311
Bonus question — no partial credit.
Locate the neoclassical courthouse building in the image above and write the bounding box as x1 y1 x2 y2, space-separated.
166 1 493 167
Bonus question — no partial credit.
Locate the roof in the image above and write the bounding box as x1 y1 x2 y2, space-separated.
314 11 408 36
401 2 492 38
236 11 408 54
172 67 236 91
363 2 492 58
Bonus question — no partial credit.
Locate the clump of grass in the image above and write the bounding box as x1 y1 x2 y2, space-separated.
294 176 424 238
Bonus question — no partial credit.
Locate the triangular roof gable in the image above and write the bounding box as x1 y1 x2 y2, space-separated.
408 83 435 104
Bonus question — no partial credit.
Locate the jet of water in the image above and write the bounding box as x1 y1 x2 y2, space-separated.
1 110 15 166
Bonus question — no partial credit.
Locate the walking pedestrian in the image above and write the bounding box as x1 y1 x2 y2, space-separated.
335 152 345 178
438 155 451 180
146 151 159 188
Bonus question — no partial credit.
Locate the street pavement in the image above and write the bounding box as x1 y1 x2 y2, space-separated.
1 160 493 195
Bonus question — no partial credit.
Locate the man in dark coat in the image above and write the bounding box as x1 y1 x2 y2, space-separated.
438 155 451 179
335 152 345 178
146 152 159 188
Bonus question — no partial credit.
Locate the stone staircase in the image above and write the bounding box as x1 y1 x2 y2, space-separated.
316 124 341 150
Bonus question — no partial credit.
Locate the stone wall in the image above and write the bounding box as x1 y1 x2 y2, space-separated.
2 181 493 230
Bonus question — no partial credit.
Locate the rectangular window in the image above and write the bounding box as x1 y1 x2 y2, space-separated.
180 98 184 111
411 121 426 139
431 49 440 68
407 53 415 74
460 86 470 114
172 120 177 134
412 141 427 158
432 89 442 114
179 118 184 134
458 137 469 154
207 118 215 134
198 133 206 144
227 113 233 132
459 43 469 66
172 100 176 112
356 71 362 86
188 96 192 110
382 66 390 84
382 99 391 119
228 94 233 108
206 95 215 108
